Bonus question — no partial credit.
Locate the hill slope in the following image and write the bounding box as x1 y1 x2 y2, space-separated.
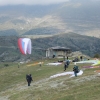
32 33 100 56
0 57 100 100
0 33 100 62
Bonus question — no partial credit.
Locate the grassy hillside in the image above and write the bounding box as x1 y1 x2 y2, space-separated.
0 57 100 100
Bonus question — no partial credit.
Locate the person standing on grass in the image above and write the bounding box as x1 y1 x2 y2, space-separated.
67 56 68 60
18 63 20 68
73 63 79 77
39 62 42 67
64 61 67 71
26 74 33 86
64 59 70 71
80 56 83 61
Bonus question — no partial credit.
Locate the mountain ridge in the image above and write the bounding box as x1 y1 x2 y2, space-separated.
0 0 100 37
0 33 100 62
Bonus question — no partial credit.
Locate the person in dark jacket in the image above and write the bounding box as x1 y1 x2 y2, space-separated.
80 56 83 61
67 56 68 60
26 74 33 86
64 60 70 71
73 63 79 77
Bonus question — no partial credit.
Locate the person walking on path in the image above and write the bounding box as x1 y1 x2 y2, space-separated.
64 59 70 71
26 74 33 86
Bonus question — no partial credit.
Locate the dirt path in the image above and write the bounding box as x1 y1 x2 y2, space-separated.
0 74 100 100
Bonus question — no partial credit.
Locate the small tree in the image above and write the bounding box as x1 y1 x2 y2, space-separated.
93 54 100 58
4 64 9 67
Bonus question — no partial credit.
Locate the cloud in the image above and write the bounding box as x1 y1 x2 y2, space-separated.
0 0 69 6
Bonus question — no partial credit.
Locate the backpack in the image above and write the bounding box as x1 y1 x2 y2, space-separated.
26 75 29 81
66 60 70 65
73 66 79 73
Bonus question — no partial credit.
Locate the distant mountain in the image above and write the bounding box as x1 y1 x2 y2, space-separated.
55 0 100 35
0 29 18 36
24 27 62 35
31 33 100 57
0 0 100 37
0 5 58 17
0 33 100 62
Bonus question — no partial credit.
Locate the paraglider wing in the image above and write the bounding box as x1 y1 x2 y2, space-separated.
18 38 31 55
92 61 100 66
75 60 100 66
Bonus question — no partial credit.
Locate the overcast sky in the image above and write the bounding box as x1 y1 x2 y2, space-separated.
0 0 69 6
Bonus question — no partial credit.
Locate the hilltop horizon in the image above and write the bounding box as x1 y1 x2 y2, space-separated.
0 0 100 37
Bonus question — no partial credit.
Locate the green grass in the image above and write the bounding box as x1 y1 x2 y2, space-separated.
0 58 100 100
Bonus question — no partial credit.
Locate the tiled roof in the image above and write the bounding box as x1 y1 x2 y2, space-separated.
48 46 70 50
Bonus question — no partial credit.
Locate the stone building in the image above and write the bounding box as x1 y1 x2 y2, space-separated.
46 46 71 58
